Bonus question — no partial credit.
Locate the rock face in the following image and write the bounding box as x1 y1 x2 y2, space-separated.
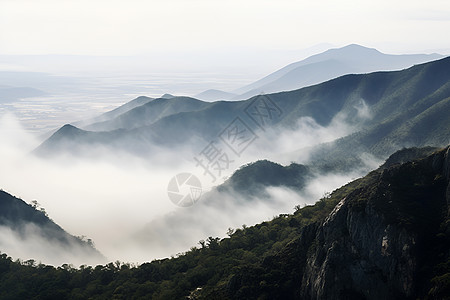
218 147 450 299
301 199 417 299
300 146 450 299
218 146 449 300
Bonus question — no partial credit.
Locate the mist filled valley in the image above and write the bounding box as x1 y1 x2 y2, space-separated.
1 1 450 298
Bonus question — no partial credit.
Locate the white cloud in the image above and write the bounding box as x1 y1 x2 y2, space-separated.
0 112 377 264
0 224 106 267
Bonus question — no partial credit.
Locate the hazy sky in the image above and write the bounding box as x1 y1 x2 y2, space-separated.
1 0 449 131
1 0 449 57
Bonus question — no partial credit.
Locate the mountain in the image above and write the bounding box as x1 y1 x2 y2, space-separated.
195 89 237 101
218 160 312 194
225 145 450 299
233 44 443 99
297 147 450 299
75 94 180 130
134 160 313 256
74 96 154 128
133 144 447 261
0 86 46 103
0 189 105 266
1 146 448 299
380 146 440 169
37 57 450 163
83 96 211 132
161 93 175 99
305 56 450 171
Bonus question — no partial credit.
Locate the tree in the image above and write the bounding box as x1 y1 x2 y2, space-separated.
227 227 235 237
206 237 220 250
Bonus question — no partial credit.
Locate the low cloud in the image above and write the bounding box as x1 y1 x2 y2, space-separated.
0 106 381 265
0 223 106 267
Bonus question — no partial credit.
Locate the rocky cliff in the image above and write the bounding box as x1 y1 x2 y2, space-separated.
300 146 450 299
222 147 450 299
1 147 448 298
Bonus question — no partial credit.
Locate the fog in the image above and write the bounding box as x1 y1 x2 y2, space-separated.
130 172 364 260
242 98 374 165
0 224 106 266
0 106 380 266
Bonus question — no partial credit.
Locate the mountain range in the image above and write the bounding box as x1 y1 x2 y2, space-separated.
0 86 46 103
30 54 450 270
195 44 443 100
0 41 450 299
37 56 450 171
1 44 449 299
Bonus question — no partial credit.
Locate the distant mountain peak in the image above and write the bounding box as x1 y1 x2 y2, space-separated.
342 43 378 50
195 89 237 101
36 57 450 161
320 43 382 58
232 44 442 98
58 124 82 134
48 124 86 142
338 43 381 53
161 93 175 99
61 123 77 129
135 95 153 101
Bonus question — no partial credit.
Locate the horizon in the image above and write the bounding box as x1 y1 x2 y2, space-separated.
0 42 447 134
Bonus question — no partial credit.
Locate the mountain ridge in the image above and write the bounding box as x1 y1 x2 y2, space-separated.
225 44 443 99
84 96 210 132
36 56 450 164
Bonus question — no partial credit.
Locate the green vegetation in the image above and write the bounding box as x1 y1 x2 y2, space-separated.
0 168 372 299
1 147 449 299
0 190 104 263
219 160 311 195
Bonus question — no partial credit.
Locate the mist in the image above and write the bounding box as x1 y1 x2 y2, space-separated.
0 223 106 267
0 104 381 265
240 98 374 165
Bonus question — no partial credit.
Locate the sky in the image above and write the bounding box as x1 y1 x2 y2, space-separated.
1 0 449 57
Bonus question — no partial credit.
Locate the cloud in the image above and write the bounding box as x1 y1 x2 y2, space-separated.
0 223 106 267
126 169 361 262
0 110 381 264
241 102 369 165
0 114 184 263
130 186 306 260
